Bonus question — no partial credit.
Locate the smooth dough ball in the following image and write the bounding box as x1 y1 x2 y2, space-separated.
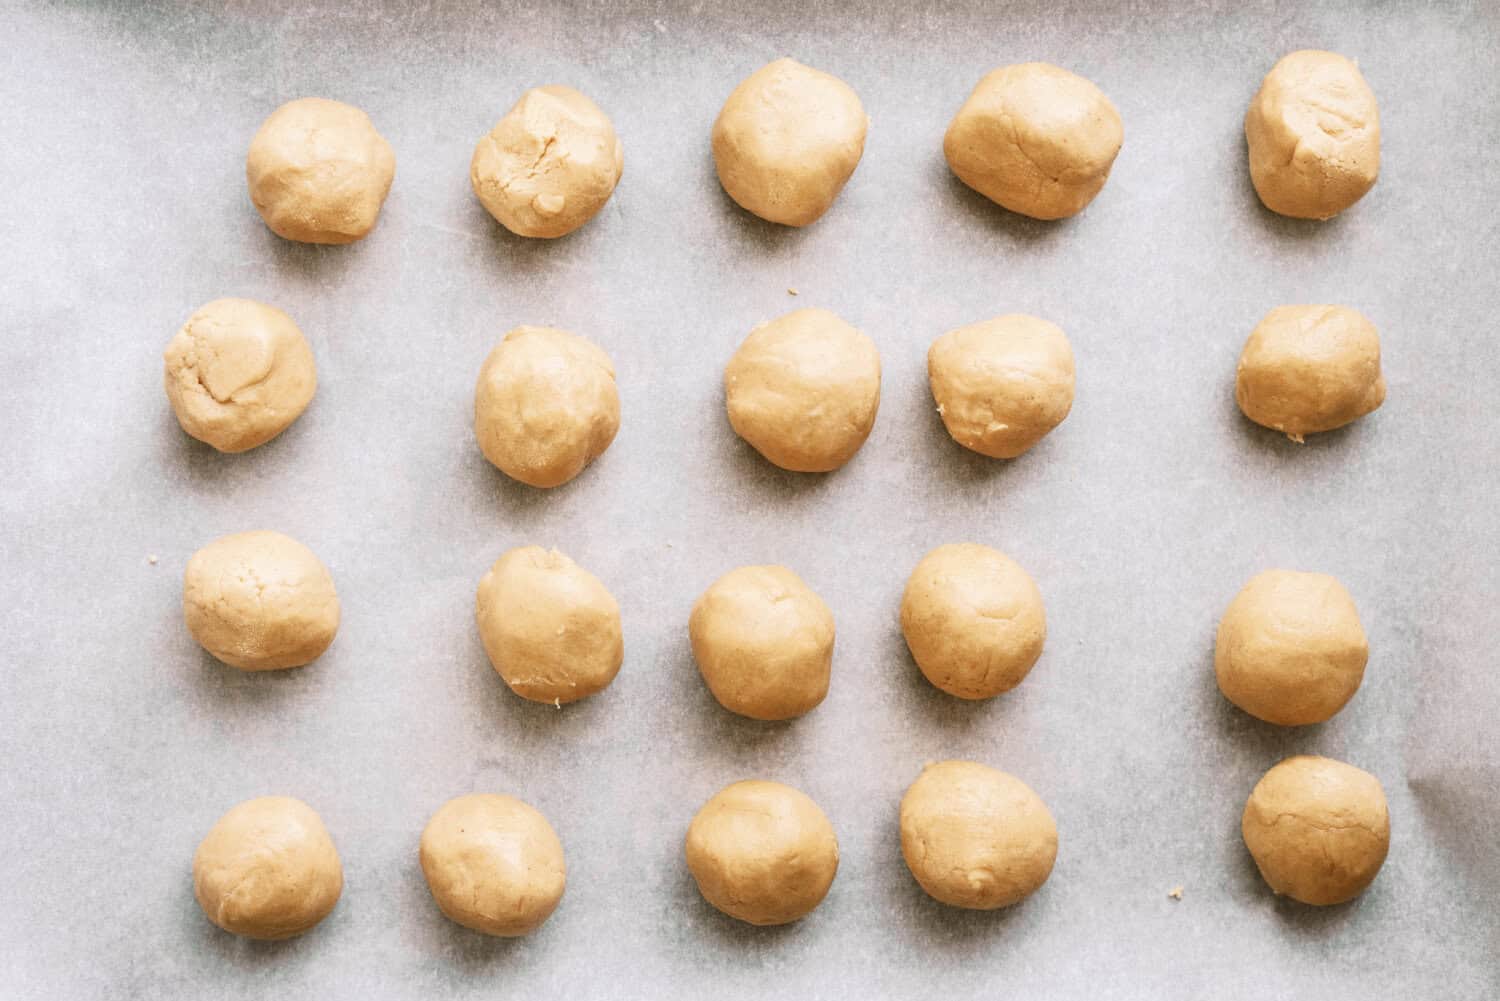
944 63 1123 220
420 794 567 936
183 530 340 671
471 86 624 239
1245 51 1380 220
474 326 620 488
689 565 834 720
928 314 1076 459
1235 305 1385 442
711 58 868 227
1242 755 1390 905
193 796 343 940
246 97 395 244
685 780 839 925
724 308 881 472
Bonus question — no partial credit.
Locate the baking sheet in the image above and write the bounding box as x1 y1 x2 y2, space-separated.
2 0 1498 997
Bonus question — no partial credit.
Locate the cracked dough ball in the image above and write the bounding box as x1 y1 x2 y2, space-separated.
471 86 623 239
900 760 1057 910
901 544 1046 700
685 779 839 926
944 63 1122 220
1245 50 1380 220
475 546 622 705
1242 755 1390 905
420 794 566 936
474 326 620 488
193 796 342 940
163 298 316 453
712 58 868 227
1236 305 1385 441
689 565 834 720
246 97 395 244
724 308 881 472
928 314 1075 459
183 530 340 671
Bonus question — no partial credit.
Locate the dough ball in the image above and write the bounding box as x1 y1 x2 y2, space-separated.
689 565 834 720
899 760 1057 910
471 86 624 239
163 298 317 453
724 308 881 472
183 530 340 671
928 314 1076 459
474 325 620 488
685 779 839 925
246 97 395 244
901 544 1046 700
1245 51 1379 220
193 796 342 940
711 58 868 227
944 63 1123 220
419 794 567 936
1235 305 1385 441
1242 755 1390 905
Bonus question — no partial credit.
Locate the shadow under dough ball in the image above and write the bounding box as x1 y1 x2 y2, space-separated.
1235 305 1385 442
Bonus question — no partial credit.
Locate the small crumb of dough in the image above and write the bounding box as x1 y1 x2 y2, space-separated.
420 794 566 936
787 287 799 296
1235 305 1385 441
1168 886 1183 900
147 555 158 565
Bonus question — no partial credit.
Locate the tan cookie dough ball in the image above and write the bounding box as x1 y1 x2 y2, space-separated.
1242 756 1390 905
724 308 881 472
712 58 868 227
193 796 342 940
1235 305 1385 442
183 530 340 671
420 794 567 936
689 565 834 720
246 97 395 244
471 86 623 239
685 780 839 925
1245 51 1380 220
474 326 620 488
944 63 1123 220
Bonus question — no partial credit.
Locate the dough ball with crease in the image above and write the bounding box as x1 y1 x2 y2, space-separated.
1235 305 1385 442
420 794 566 936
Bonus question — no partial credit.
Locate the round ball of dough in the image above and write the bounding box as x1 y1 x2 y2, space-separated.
711 58 868 227
724 308 881 472
928 314 1076 459
471 86 624 239
183 530 340 671
193 796 342 940
899 760 1057 910
419 794 567 936
163 298 317 453
474 325 621 488
1245 51 1379 220
1242 755 1390 905
685 779 839 925
689 565 834 720
1235 305 1385 442
944 63 1123 220
901 544 1046 700
246 97 395 244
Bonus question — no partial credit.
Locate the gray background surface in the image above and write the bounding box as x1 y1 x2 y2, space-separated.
1 1 1497 998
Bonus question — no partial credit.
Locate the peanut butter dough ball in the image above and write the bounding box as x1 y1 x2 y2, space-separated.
475 546 623 705
1242 756 1390 905
712 58 868 227
420 794 567 936
944 63 1123 220
1245 51 1380 220
689 565 834 720
246 97 395 244
471 86 624 239
474 326 620 488
183 530 340 671
1235 305 1385 442
685 780 839 926
193 796 343 940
